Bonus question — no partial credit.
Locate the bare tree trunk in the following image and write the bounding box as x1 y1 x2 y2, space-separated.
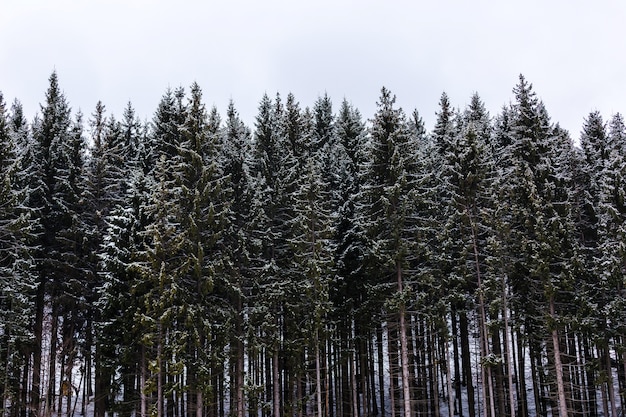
502 278 516 417
376 325 384 417
350 344 359 417
316 328 323 417
516 329 528 417
396 263 411 417
388 323 397 417
236 340 245 417
141 346 147 417
549 297 568 417
583 338 598 417
460 312 475 417
622 344 626 416
3 328 12 417
196 390 203 417
445 337 454 417
94 341 107 417
157 323 164 417
45 312 59 417
31 283 45 417
273 348 280 417
604 343 618 417
470 216 495 417
451 313 462 417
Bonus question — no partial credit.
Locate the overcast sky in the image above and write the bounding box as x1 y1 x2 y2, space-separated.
2 0 625 139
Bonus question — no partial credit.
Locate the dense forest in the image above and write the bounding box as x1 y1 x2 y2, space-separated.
0 72 625 417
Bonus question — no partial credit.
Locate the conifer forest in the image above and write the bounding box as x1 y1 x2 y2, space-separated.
1 72 626 417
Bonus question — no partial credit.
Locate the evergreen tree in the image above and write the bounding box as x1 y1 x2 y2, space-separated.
356 87 420 417
439 93 495 417
496 75 577 417
220 100 257 417
0 93 36 417
595 113 626 417
23 72 86 415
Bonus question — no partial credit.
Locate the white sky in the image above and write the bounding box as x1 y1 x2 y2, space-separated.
2 0 625 139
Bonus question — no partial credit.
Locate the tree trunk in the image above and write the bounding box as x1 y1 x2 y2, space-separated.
549 296 568 417
516 329 528 417
3 329 12 417
141 346 147 417
316 328 323 417
350 341 359 417
31 282 45 416
451 313 462 417
470 216 495 417
604 343 618 417
273 348 280 417
396 263 411 417
376 325 384 417
157 323 164 417
388 322 397 417
502 279 516 417
492 329 506 417
583 337 597 417
45 312 58 417
445 337 454 417
459 312 475 417
94 341 107 417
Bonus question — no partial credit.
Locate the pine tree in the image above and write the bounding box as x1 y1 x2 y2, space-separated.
23 72 86 415
438 93 496 417
496 75 577 417
356 87 420 417
595 113 626 417
220 100 257 417
0 92 36 417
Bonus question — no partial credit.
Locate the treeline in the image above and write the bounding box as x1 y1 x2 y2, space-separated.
0 72 625 417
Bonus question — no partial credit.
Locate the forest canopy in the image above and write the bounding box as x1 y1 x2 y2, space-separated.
0 72 625 417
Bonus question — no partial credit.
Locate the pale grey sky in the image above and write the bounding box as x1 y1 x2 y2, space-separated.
2 0 625 138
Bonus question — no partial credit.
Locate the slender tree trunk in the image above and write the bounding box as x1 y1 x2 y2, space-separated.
388 323 397 417
234 290 245 417
549 297 568 417
396 263 411 417
3 329 12 417
451 313 462 417
426 326 439 416
82 320 92 417
492 329 506 417
621 341 626 416
326 336 332 417
21 352 30 417
236 339 245 417
515 329 528 417
94 341 107 417
502 279 516 417
367 329 377 417
141 346 147 417
196 390 203 417
604 343 618 417
459 312 475 417
273 348 280 417
31 282 45 417
445 336 454 417
158 323 164 417
470 217 495 417
529 341 545 417
46 312 59 417
316 328 323 417
583 337 597 417
350 343 359 417
376 325 385 417
58 351 65 415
